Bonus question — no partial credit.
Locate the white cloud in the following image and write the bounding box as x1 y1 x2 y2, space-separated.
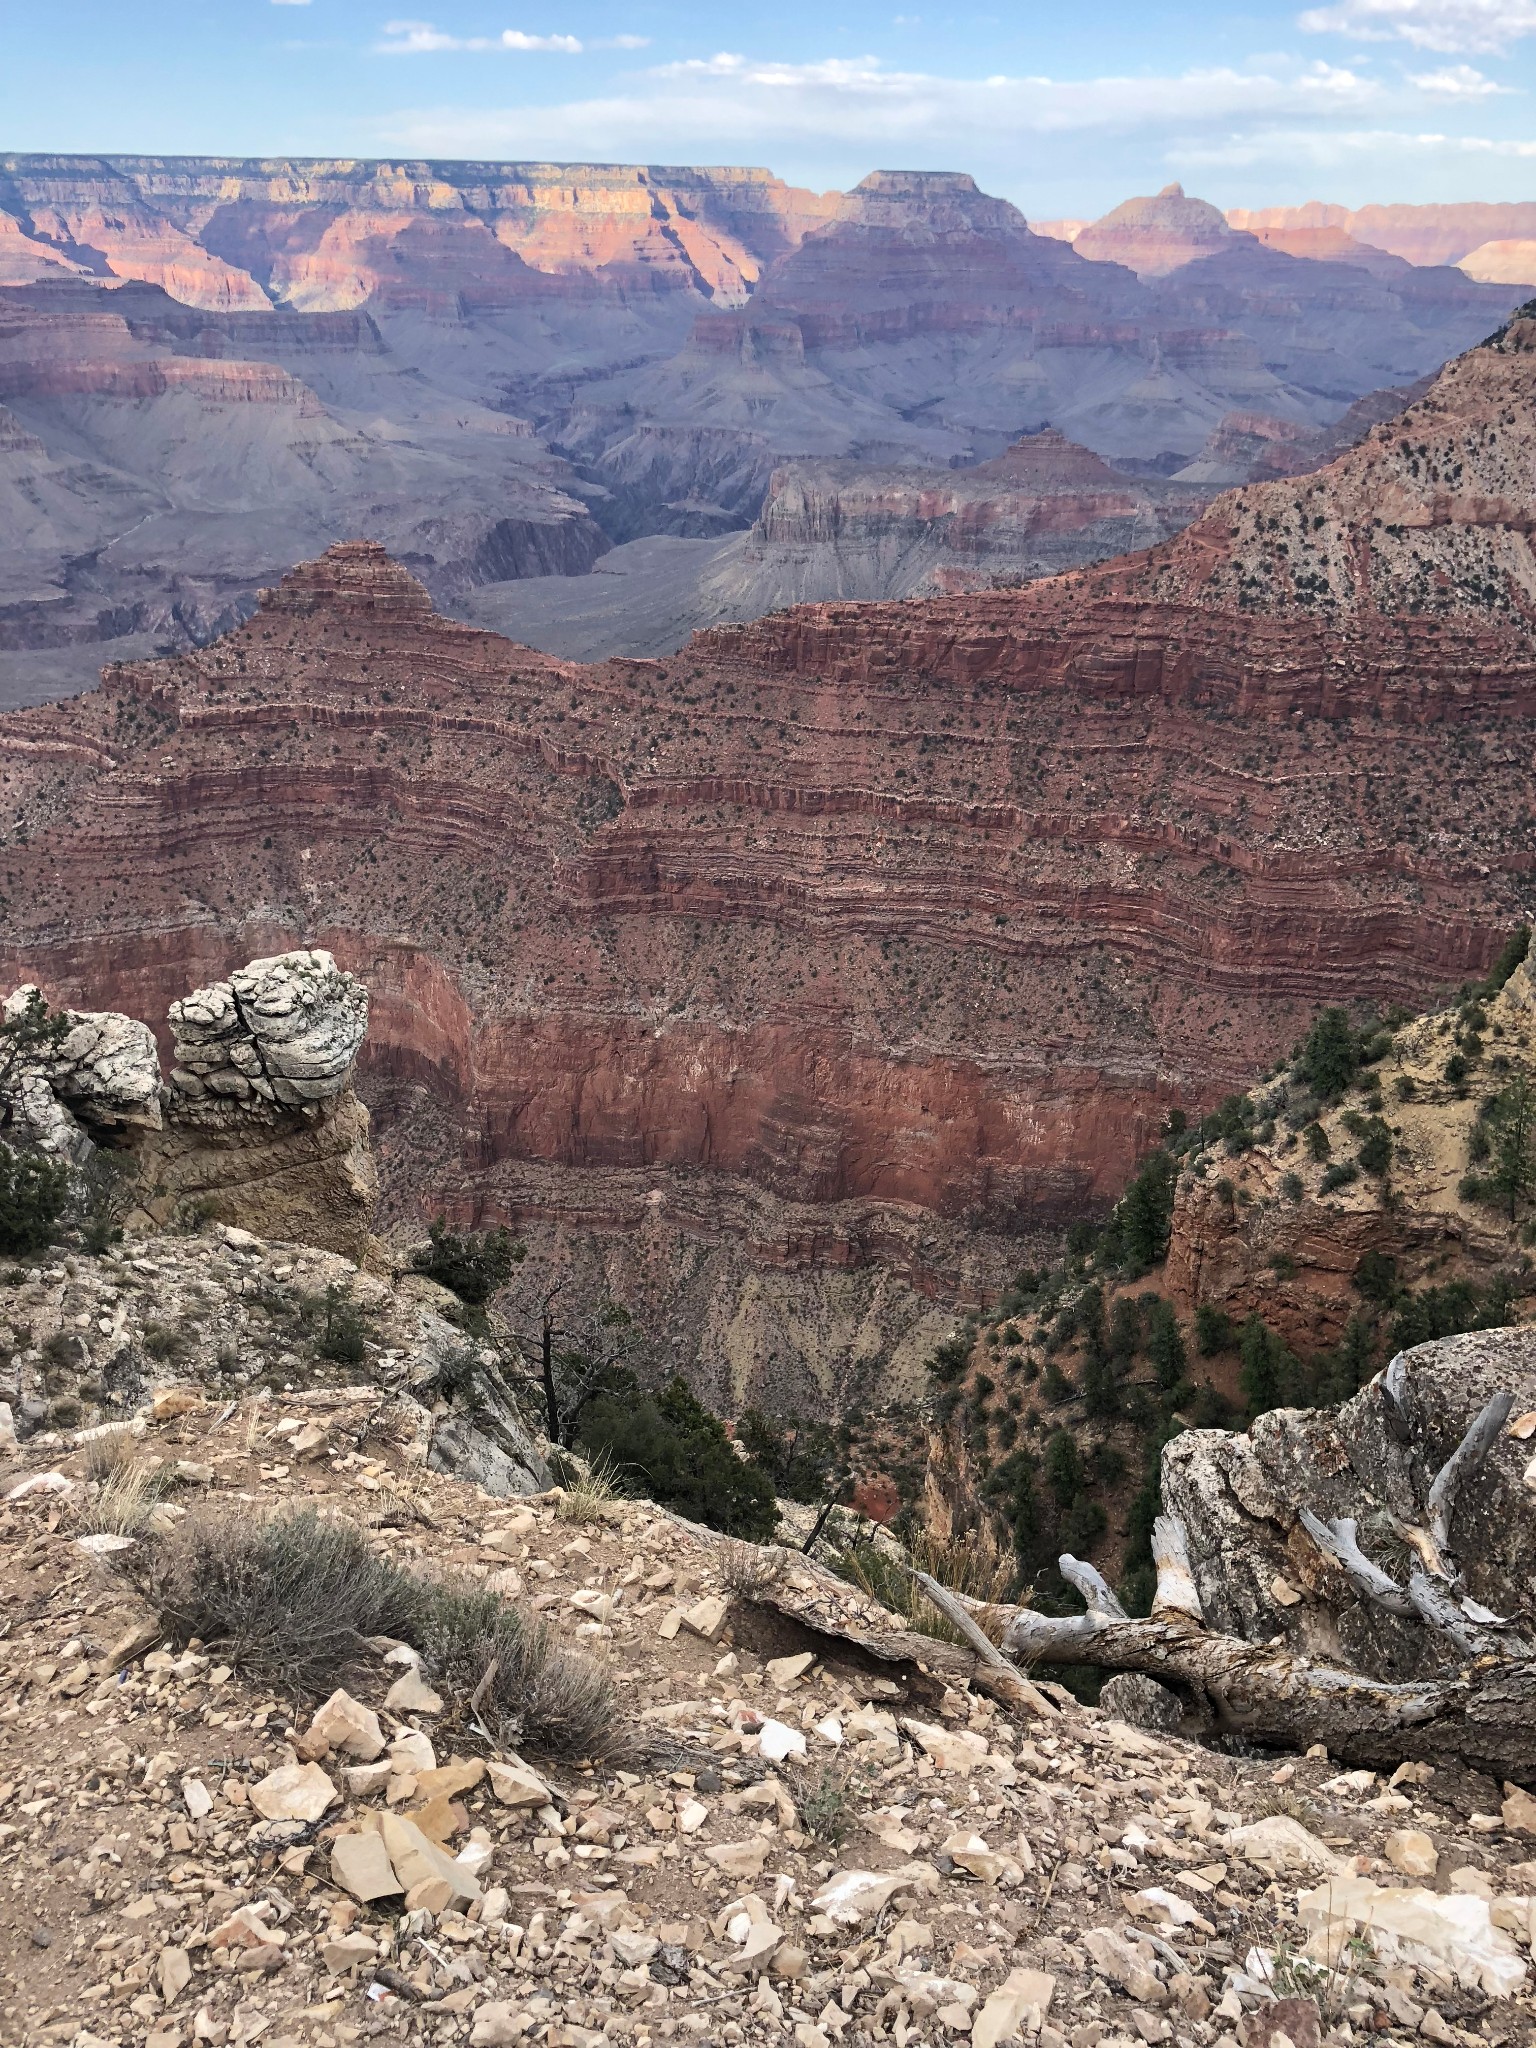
1176 122 1536 166
271 0 312 7
1298 0 1536 54
378 19 585 52
1407 58 1517 86
472 52 1381 147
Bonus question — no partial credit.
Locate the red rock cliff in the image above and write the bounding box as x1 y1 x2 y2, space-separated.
1 311 1534 1392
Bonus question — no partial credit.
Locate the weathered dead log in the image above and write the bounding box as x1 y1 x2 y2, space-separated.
909 1568 1057 1717
998 1601 1536 1783
747 1336 1536 1781
989 1350 1536 1782
727 1547 1060 1717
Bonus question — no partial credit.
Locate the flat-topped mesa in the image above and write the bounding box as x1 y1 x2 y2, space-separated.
837 170 1030 236
256 540 437 621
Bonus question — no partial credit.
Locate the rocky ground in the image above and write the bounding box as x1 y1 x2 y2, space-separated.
2 1225 1536 2048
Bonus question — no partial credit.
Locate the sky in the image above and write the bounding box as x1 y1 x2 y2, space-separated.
2 0 1534 217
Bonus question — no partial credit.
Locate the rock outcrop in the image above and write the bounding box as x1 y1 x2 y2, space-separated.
0 990 161 1161
2 950 378 1259
166 950 369 1113
1161 1327 1536 1682
1461 241 1536 289
9 1321 1536 2038
1164 959 1536 1354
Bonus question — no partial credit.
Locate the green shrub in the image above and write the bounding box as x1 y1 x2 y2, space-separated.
76 1150 132 1255
1195 1304 1233 1356
1238 1315 1299 1420
1040 1360 1071 1405
1389 1273 1520 1353
412 1218 523 1307
926 1335 970 1385
1043 1428 1084 1507
1280 1171 1304 1202
309 1283 368 1365
579 1375 778 1539
735 1409 841 1505
1467 1074 1536 1220
1303 1122 1331 1161
1355 1119 1393 1176
1099 1150 1177 1274
1145 1297 1186 1390
0 1140 72 1256
1353 1250 1399 1305
1320 1160 1360 1193
1296 1008 1358 1100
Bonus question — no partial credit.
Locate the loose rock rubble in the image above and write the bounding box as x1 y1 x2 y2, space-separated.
0 1224 545 1494
2 1235 1536 2048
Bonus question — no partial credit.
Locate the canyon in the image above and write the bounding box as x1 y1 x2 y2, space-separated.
1 300 1534 1405
0 158 1524 695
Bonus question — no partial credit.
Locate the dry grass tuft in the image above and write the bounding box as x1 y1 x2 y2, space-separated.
832 1521 1018 1645
77 1437 171 1539
553 1451 621 1525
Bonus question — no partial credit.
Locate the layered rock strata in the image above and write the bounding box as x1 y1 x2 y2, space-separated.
2 313 1536 1397
696 432 1216 605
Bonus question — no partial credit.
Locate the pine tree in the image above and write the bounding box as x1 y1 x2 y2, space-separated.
1043 1428 1084 1507
1145 1298 1186 1390
1239 1314 1296 1420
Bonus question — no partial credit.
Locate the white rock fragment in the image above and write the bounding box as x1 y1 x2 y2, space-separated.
248 1761 338 1824
1299 1876 1527 1998
810 1865 937 1926
758 1718 807 1763
971 1968 1055 2048
306 1687 386 1761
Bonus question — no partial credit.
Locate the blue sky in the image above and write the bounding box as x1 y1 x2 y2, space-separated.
3 0 1533 216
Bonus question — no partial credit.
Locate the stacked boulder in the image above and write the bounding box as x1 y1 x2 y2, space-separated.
1 949 377 1257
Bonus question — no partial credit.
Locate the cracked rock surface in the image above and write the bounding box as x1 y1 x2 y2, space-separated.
167 952 369 1116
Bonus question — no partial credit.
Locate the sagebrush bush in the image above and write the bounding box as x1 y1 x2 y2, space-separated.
129 1508 426 1696
127 1507 620 1759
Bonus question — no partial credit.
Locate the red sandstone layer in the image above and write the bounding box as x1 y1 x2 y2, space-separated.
0 311 1533 1312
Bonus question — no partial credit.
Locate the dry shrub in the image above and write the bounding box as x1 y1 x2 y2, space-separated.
717 1537 787 1599
796 1756 864 1845
125 1506 620 1760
